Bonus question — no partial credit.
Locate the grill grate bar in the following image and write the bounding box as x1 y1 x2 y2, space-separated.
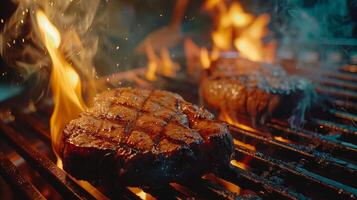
311 118 357 137
234 147 357 199
332 99 357 113
317 86 357 101
103 187 142 200
325 71 357 83
267 120 357 161
326 109 357 124
180 178 253 200
230 127 357 187
142 185 189 200
1 67 356 199
10 110 226 200
0 151 46 200
13 109 51 143
0 121 98 200
320 78 357 91
215 165 300 200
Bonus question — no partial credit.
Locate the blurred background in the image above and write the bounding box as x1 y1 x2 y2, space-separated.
1 0 357 102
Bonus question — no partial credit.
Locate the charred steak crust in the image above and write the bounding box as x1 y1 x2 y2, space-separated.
61 88 233 186
200 58 316 127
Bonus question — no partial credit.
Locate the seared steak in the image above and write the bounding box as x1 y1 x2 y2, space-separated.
200 58 316 127
60 88 233 187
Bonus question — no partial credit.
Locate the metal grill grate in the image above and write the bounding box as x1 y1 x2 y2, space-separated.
0 65 356 200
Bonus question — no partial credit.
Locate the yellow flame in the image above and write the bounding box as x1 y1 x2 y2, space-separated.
128 187 155 200
196 0 276 68
219 111 256 133
145 43 158 81
199 48 211 69
274 136 291 143
233 14 274 62
36 10 86 156
233 139 256 151
230 160 248 170
212 28 232 50
229 3 253 28
145 43 179 81
160 48 179 77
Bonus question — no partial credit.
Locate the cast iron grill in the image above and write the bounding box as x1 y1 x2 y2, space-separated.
0 64 356 200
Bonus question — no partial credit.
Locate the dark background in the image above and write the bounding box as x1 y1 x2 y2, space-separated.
0 0 356 87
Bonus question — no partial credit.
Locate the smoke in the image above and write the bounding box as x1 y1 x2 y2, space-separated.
0 0 106 92
273 0 355 55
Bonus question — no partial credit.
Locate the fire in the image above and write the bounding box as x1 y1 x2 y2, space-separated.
233 14 275 62
274 136 292 143
128 187 155 200
199 48 211 69
185 1 276 74
233 139 256 152
219 111 256 133
202 173 241 194
36 10 86 156
145 43 180 81
230 160 249 170
209 1 275 63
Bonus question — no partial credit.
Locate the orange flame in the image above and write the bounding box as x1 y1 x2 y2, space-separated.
230 160 249 170
234 14 275 62
36 10 86 156
199 48 211 69
210 1 275 63
145 43 180 81
188 1 276 71
233 139 256 152
274 136 292 143
128 187 155 200
145 43 159 81
219 111 256 133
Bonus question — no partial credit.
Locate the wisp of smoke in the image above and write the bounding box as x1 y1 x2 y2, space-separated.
0 0 104 98
275 0 354 53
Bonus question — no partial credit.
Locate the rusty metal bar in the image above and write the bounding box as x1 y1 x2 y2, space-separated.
0 151 46 200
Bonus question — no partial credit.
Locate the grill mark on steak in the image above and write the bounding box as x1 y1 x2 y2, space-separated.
123 90 154 142
151 98 197 149
153 109 176 149
61 88 234 186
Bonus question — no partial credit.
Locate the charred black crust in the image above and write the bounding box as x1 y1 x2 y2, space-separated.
61 87 234 187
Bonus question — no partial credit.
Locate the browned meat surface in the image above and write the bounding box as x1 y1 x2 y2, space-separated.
200 58 316 127
60 87 233 187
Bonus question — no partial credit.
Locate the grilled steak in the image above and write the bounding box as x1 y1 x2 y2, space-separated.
60 87 233 187
200 58 316 127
